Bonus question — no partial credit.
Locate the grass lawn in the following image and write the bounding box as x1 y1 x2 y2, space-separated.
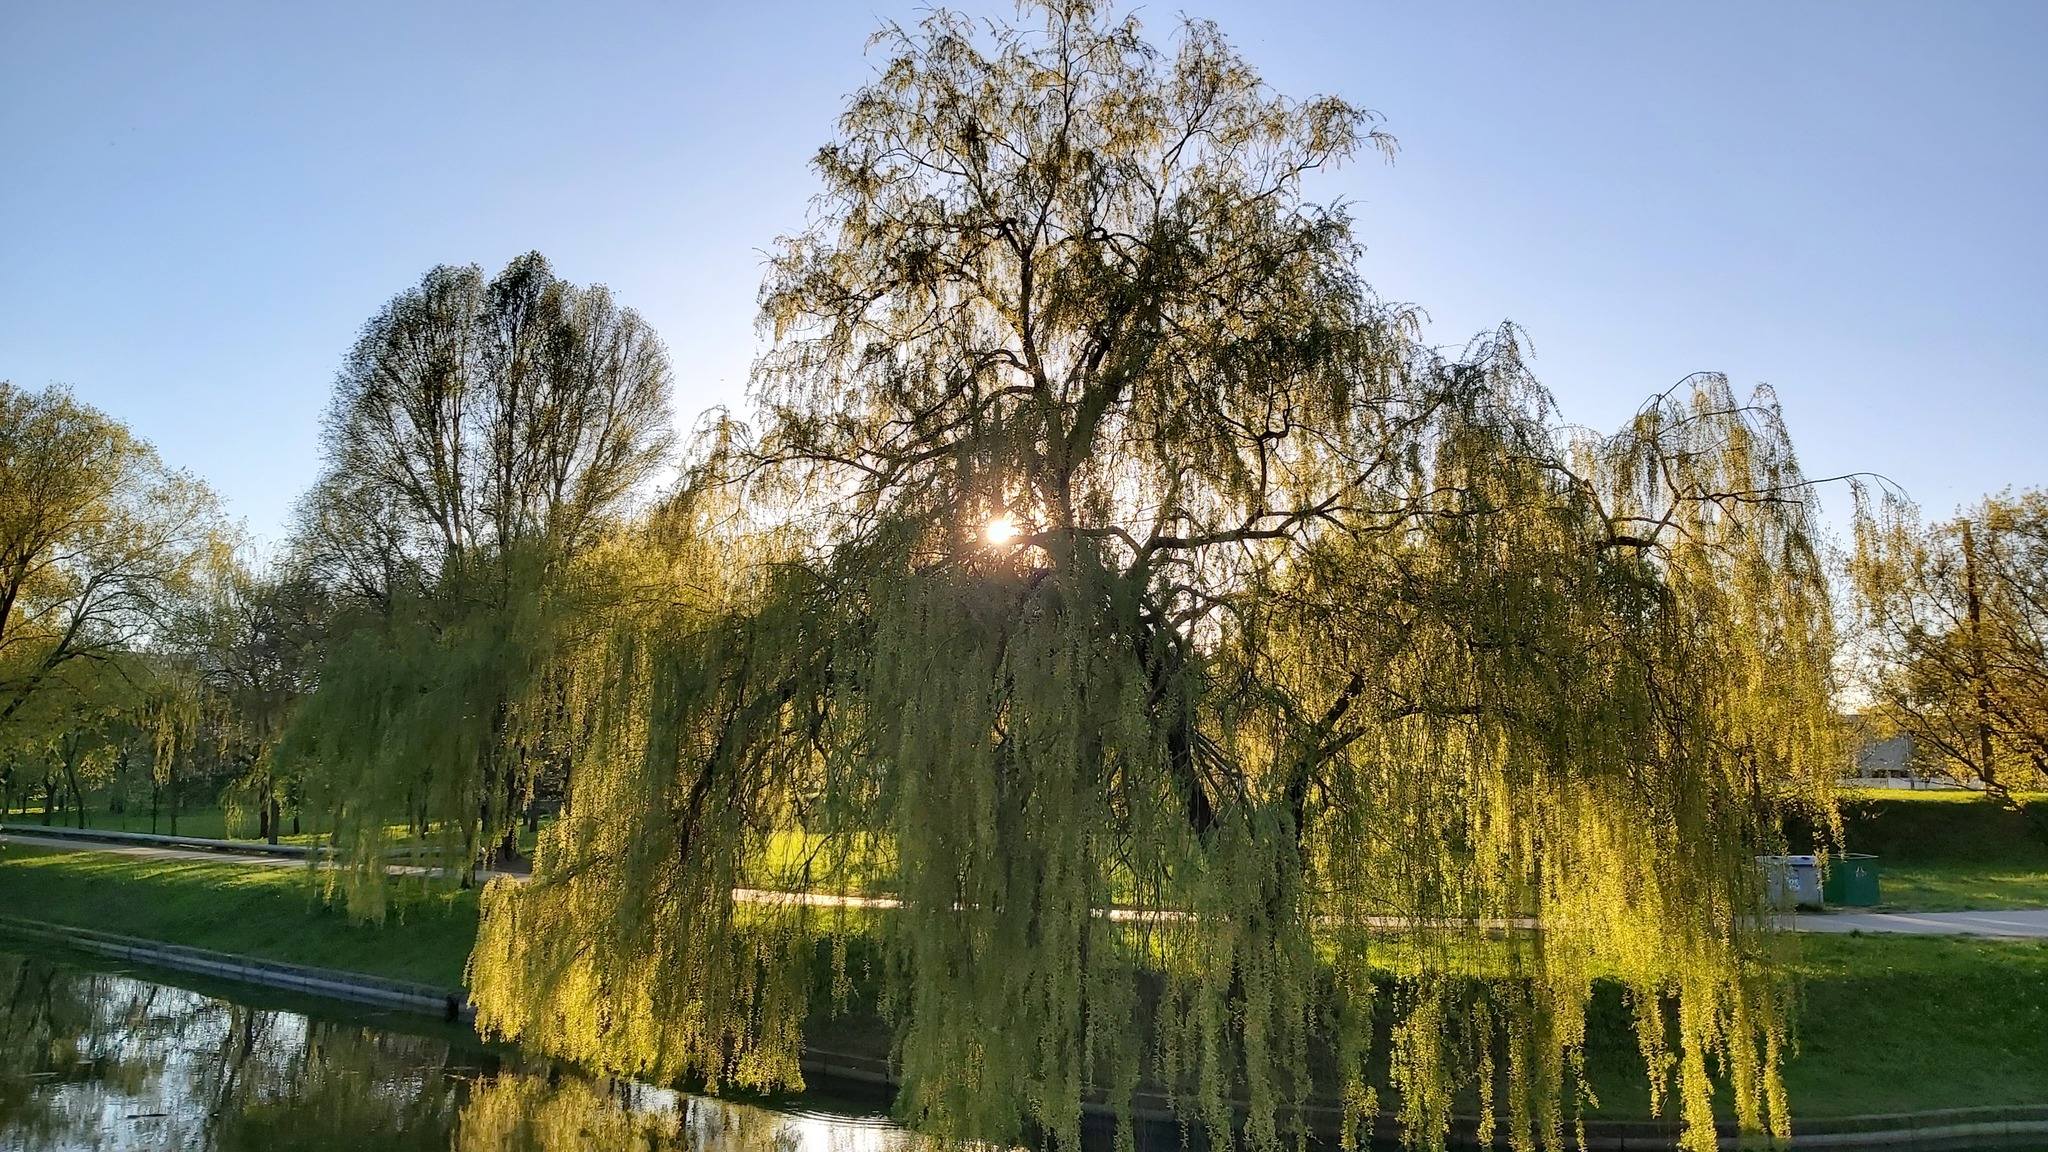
0 843 476 987
1 803 328 846
1783 932 2048 1115
1568 932 2048 1120
1880 862 2048 911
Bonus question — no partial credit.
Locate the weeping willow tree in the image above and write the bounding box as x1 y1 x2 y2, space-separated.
471 5 1841 1150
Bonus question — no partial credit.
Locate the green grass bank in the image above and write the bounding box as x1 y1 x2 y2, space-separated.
0 844 475 987
1784 933 2048 1115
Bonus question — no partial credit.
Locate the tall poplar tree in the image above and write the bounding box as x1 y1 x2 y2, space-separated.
284 253 674 901
470 6 1840 1150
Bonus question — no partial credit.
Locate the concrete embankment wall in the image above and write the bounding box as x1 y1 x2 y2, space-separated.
0 915 471 1020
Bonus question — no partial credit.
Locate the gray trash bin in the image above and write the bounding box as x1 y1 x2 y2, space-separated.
1757 854 1822 910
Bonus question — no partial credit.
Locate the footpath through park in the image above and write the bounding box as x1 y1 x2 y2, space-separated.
7 824 2048 938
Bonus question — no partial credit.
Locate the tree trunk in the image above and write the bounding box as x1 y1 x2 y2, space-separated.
1962 519 1998 788
58 737 86 830
495 769 522 866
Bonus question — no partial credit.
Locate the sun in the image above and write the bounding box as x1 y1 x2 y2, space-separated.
985 513 1020 545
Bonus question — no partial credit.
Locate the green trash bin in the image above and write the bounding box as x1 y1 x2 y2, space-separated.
1823 853 1881 907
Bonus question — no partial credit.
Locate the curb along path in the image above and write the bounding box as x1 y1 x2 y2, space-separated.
0 915 470 1021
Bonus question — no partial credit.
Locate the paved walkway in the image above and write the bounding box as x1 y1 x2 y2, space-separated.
10 828 2048 938
1793 908 2048 938
0 830 509 883
2 830 303 868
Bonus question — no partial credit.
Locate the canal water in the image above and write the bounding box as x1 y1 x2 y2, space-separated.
0 946 909 1152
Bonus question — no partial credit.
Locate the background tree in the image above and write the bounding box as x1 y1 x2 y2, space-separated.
0 644 228 833
283 252 674 895
175 564 330 842
471 7 1840 1151
29 669 126 828
0 382 227 732
295 252 674 600
1850 485 2048 791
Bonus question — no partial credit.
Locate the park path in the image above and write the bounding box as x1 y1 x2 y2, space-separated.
8 828 2048 939
2 830 304 868
1792 908 2048 937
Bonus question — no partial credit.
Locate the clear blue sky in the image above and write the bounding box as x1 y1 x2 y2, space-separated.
4 2 2043 547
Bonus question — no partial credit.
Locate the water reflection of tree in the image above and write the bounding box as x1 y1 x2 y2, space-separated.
200 1010 461 1152
0 951 169 1147
458 1074 930 1152
460 1074 690 1151
0 953 928 1152
458 1073 966 1152
0 953 461 1150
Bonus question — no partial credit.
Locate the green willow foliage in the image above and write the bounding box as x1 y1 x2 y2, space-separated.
470 5 1840 1151
285 560 563 916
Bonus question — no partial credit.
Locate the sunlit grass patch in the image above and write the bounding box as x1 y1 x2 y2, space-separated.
1781 933 2048 1115
0 843 476 987
1880 862 2048 911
